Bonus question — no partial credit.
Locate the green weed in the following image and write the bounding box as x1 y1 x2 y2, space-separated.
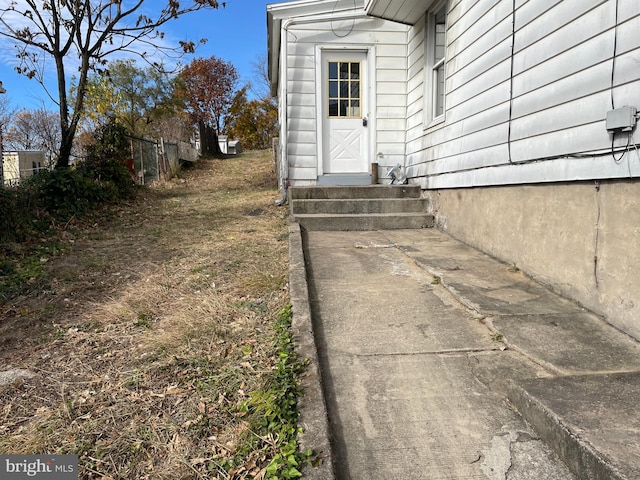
236 304 311 479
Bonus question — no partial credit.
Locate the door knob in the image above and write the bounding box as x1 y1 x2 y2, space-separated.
362 117 368 127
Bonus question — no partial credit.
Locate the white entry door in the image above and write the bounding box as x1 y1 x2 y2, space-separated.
322 51 368 175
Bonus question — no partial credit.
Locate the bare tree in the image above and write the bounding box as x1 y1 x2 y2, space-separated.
0 94 16 185
249 52 272 102
5 107 61 165
0 94 16 137
0 0 223 168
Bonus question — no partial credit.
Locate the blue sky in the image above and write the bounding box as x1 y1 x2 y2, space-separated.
0 0 277 111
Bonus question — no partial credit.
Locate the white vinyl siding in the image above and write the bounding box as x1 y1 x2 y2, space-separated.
282 17 409 184
406 0 640 189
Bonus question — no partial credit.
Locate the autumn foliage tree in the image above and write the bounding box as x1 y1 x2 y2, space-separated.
226 86 278 150
0 0 222 169
179 55 239 135
78 59 188 140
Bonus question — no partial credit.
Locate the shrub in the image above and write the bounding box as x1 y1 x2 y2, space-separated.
0 180 49 242
0 120 137 243
77 119 135 200
25 168 108 220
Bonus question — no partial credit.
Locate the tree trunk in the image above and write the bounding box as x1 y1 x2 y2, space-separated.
56 129 74 168
54 53 72 169
54 52 88 169
198 121 221 156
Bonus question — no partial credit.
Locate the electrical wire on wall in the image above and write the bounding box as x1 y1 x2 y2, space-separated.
507 0 637 173
331 0 357 38
608 0 638 176
506 0 516 164
610 0 619 111
612 131 633 176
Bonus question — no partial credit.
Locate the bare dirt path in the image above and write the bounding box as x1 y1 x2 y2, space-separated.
0 150 291 479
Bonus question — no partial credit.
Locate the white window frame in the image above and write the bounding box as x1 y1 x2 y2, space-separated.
424 1 447 128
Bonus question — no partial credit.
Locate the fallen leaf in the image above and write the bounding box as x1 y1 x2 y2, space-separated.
165 386 186 395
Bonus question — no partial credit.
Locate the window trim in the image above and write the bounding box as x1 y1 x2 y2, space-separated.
424 2 447 129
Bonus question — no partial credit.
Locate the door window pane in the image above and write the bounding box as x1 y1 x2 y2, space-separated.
329 99 339 117
350 100 361 117
327 61 362 118
340 80 349 98
339 63 349 79
351 62 360 79
340 100 349 117
350 81 360 99
329 62 338 80
329 80 338 98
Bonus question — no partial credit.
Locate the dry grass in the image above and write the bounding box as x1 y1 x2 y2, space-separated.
0 150 293 479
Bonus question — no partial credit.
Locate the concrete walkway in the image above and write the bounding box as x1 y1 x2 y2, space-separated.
289 226 640 480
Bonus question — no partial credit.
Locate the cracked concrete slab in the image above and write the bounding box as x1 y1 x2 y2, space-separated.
384 229 585 316
292 227 640 479
491 313 640 374
302 229 577 479
508 373 640 480
322 352 574 480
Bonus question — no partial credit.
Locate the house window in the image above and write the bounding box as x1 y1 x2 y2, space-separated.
327 61 361 118
425 3 447 126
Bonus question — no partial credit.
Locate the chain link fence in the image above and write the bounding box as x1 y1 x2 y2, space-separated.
1 138 198 187
129 136 198 185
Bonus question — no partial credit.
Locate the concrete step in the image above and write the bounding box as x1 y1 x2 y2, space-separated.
289 185 421 200
507 373 640 480
293 212 434 231
291 198 429 215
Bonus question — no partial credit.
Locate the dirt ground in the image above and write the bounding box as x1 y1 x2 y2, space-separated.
0 150 292 479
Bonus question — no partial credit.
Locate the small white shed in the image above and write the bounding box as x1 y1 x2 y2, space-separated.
218 135 229 154
228 140 241 155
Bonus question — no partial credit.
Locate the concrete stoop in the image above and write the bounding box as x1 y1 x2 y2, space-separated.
289 185 434 230
507 373 640 480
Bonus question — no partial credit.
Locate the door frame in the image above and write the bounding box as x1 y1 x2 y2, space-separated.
315 44 377 178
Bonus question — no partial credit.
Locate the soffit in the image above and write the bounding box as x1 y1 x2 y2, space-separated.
364 0 435 25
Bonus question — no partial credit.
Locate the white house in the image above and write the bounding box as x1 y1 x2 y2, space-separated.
267 0 640 341
2 150 46 186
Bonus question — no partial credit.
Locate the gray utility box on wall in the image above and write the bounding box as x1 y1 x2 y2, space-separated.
606 106 637 132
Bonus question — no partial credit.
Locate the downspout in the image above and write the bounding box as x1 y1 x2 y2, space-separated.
273 8 369 207
275 18 291 206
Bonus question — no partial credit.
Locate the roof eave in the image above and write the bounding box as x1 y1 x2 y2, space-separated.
364 0 435 25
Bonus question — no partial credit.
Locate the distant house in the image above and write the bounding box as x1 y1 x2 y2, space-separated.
267 0 640 340
2 151 47 186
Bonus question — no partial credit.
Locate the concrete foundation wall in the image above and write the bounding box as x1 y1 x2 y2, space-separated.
425 180 640 341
